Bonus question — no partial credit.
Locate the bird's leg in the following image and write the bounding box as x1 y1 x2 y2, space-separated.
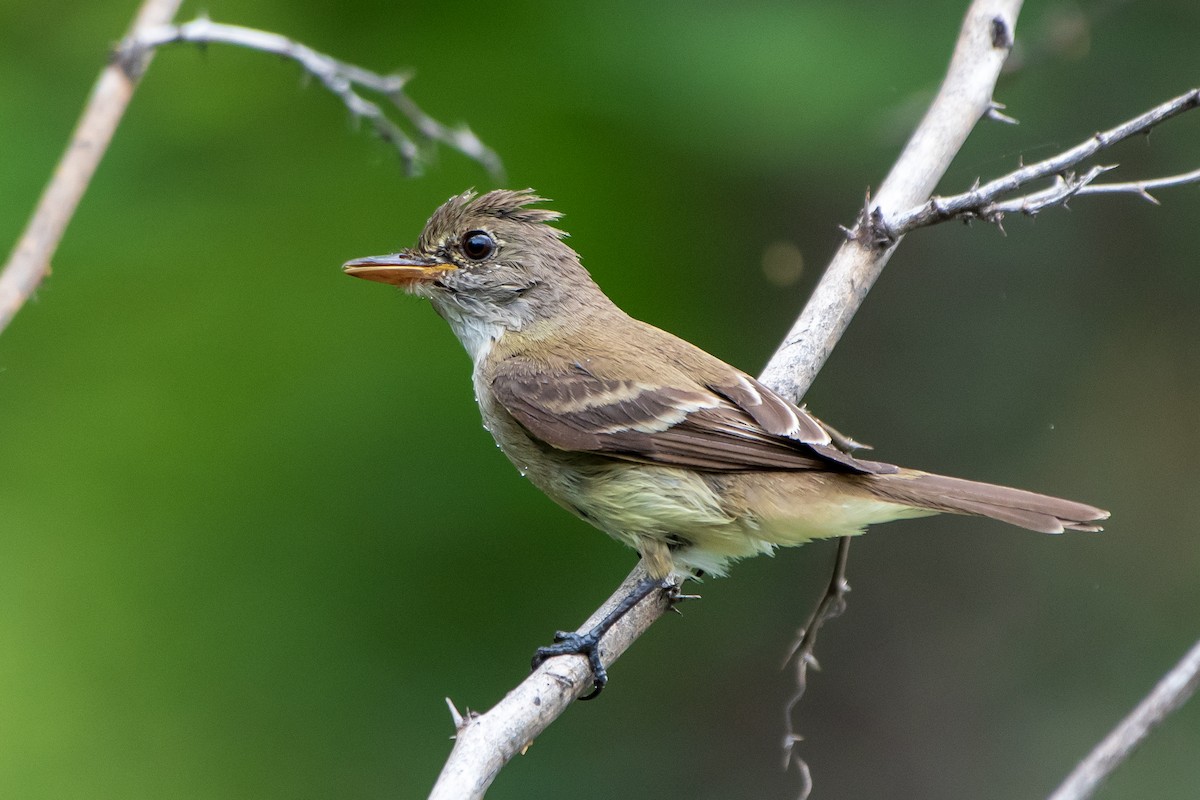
531 575 676 700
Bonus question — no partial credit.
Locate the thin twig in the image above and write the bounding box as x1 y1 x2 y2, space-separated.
0 0 184 336
124 17 505 179
989 165 1200 214
885 88 1199 234
780 537 853 800
1047 637 1200 800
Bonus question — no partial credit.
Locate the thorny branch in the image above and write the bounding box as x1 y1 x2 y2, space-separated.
6 5 1197 800
435 2 1027 798
985 165 1200 217
121 17 504 179
873 88 1200 239
431 9 1199 800
779 87 1200 800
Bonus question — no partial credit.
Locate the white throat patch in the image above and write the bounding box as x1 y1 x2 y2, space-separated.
437 304 504 366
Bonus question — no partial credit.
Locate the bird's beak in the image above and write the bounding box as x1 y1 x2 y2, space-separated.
342 252 456 287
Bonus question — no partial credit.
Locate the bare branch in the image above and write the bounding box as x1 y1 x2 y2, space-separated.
123 17 505 179
761 2 1022 783
429 2 1025 797
0 0 184 336
982 164 1117 217
0 13 503 339
888 88 1199 233
758 0 1023 400
1009 166 1200 209
1047 637 1200 800
429 566 670 800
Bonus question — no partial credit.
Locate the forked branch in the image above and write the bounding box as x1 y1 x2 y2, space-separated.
121 17 504 179
879 88 1199 237
0 8 501 337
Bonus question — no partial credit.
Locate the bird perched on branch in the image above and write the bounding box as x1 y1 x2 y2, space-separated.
343 189 1107 696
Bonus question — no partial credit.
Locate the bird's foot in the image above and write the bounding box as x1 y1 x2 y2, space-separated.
531 630 607 699
529 576 675 700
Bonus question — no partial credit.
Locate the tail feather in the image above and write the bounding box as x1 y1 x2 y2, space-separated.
864 469 1108 533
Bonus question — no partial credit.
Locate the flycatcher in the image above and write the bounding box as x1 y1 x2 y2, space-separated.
343 189 1107 695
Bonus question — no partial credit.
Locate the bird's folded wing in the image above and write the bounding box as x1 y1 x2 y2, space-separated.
491 362 882 473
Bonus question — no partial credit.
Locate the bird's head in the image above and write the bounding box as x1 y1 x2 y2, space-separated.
343 190 604 339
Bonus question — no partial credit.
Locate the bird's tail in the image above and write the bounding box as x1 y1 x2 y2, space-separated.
862 468 1108 533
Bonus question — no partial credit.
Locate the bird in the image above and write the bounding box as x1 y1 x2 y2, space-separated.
343 188 1108 696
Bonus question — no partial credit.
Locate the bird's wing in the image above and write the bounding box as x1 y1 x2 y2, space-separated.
491 360 884 473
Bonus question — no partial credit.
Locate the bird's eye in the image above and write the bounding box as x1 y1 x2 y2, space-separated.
460 231 496 261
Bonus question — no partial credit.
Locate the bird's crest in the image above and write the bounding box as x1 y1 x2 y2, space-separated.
420 189 566 251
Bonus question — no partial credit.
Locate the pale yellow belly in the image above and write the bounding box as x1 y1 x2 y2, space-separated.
479 390 928 578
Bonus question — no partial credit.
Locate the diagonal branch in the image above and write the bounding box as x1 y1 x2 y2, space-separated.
0 0 184 335
429 2 1025 798
428 567 667 800
757 1 1025 401
1047 636 1200 800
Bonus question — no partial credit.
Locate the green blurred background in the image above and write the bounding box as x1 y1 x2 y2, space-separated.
1 1 1197 798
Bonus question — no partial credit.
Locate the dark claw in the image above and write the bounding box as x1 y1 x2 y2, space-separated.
530 631 608 699
528 576 676 700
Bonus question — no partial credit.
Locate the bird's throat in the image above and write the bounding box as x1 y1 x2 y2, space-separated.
432 301 506 366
